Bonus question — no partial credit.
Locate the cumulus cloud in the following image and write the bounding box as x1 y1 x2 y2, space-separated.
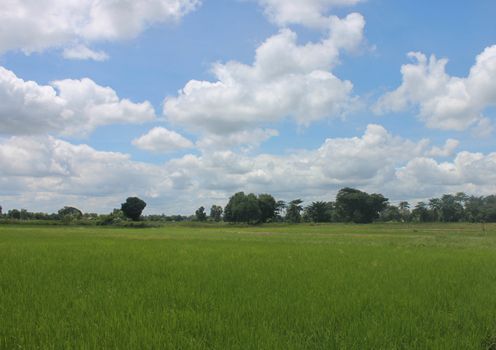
133 127 194 153
62 44 109 61
374 46 496 133
4 124 483 214
164 13 364 135
395 151 496 197
426 139 459 157
0 0 200 57
196 128 279 151
256 0 363 28
0 66 155 136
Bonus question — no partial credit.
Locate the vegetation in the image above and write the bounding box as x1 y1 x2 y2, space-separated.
3 189 496 226
1 223 496 349
121 197 147 221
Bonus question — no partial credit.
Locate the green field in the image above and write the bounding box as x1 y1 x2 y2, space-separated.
1 223 496 349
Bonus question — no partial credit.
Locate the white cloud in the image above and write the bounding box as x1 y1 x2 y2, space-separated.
196 128 279 151
62 44 109 61
0 0 200 57
0 66 155 136
426 138 459 157
164 13 364 135
395 151 496 197
133 127 194 153
2 124 469 214
257 0 362 28
374 46 496 133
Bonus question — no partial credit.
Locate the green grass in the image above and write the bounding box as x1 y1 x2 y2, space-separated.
1 223 496 349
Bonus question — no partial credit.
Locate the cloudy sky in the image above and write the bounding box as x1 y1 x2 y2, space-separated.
1 0 495 214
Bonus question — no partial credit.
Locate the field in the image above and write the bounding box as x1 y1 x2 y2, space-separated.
1 223 496 349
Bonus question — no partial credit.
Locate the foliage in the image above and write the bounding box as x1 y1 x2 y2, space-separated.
304 201 332 222
335 188 388 223
224 192 261 224
209 205 223 222
195 206 207 221
121 197 147 221
286 199 303 223
257 194 277 223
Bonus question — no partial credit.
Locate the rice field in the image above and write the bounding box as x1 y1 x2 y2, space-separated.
1 223 496 349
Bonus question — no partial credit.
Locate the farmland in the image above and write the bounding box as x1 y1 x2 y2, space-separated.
1 223 496 349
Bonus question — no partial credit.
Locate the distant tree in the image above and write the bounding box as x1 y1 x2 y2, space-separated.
428 198 442 221
0 205 2 216
334 188 388 223
209 205 223 222
58 206 83 219
8 209 21 220
257 194 277 223
380 205 401 222
398 201 411 222
305 201 331 222
275 200 286 221
411 202 430 222
286 199 303 223
195 206 207 221
224 192 261 224
439 194 464 222
121 197 147 221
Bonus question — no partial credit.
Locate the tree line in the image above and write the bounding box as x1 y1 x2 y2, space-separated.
2 189 496 225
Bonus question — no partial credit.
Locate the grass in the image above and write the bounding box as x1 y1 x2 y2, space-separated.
1 223 496 349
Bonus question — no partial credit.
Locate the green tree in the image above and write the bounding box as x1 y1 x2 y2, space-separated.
411 202 430 222
209 205 223 222
398 201 411 222
334 188 388 223
305 201 331 222
195 206 207 221
286 199 303 223
224 192 261 224
58 206 83 219
121 197 147 221
380 205 401 222
257 194 277 223
8 209 21 220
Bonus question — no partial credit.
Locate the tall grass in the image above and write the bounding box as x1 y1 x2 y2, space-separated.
1 223 496 349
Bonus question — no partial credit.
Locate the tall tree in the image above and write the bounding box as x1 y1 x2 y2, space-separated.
305 201 331 222
335 188 388 223
224 192 261 224
286 199 303 223
121 197 147 221
195 206 207 221
209 205 223 222
257 194 277 223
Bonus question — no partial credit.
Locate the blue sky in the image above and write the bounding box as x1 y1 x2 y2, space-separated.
1 0 496 214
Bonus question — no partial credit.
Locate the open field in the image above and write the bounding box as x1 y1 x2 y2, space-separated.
1 223 496 349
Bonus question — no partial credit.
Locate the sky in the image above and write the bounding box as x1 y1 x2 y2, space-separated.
1 0 496 215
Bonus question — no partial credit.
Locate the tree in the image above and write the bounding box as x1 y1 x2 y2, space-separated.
257 194 277 223
195 206 207 221
0 205 2 216
121 197 147 221
411 202 430 222
8 209 21 220
58 206 83 219
334 188 388 223
275 200 286 221
286 199 303 223
305 201 332 222
398 201 411 222
224 192 261 224
380 205 401 222
209 205 223 222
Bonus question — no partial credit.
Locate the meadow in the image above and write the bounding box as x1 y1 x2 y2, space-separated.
1 223 496 349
